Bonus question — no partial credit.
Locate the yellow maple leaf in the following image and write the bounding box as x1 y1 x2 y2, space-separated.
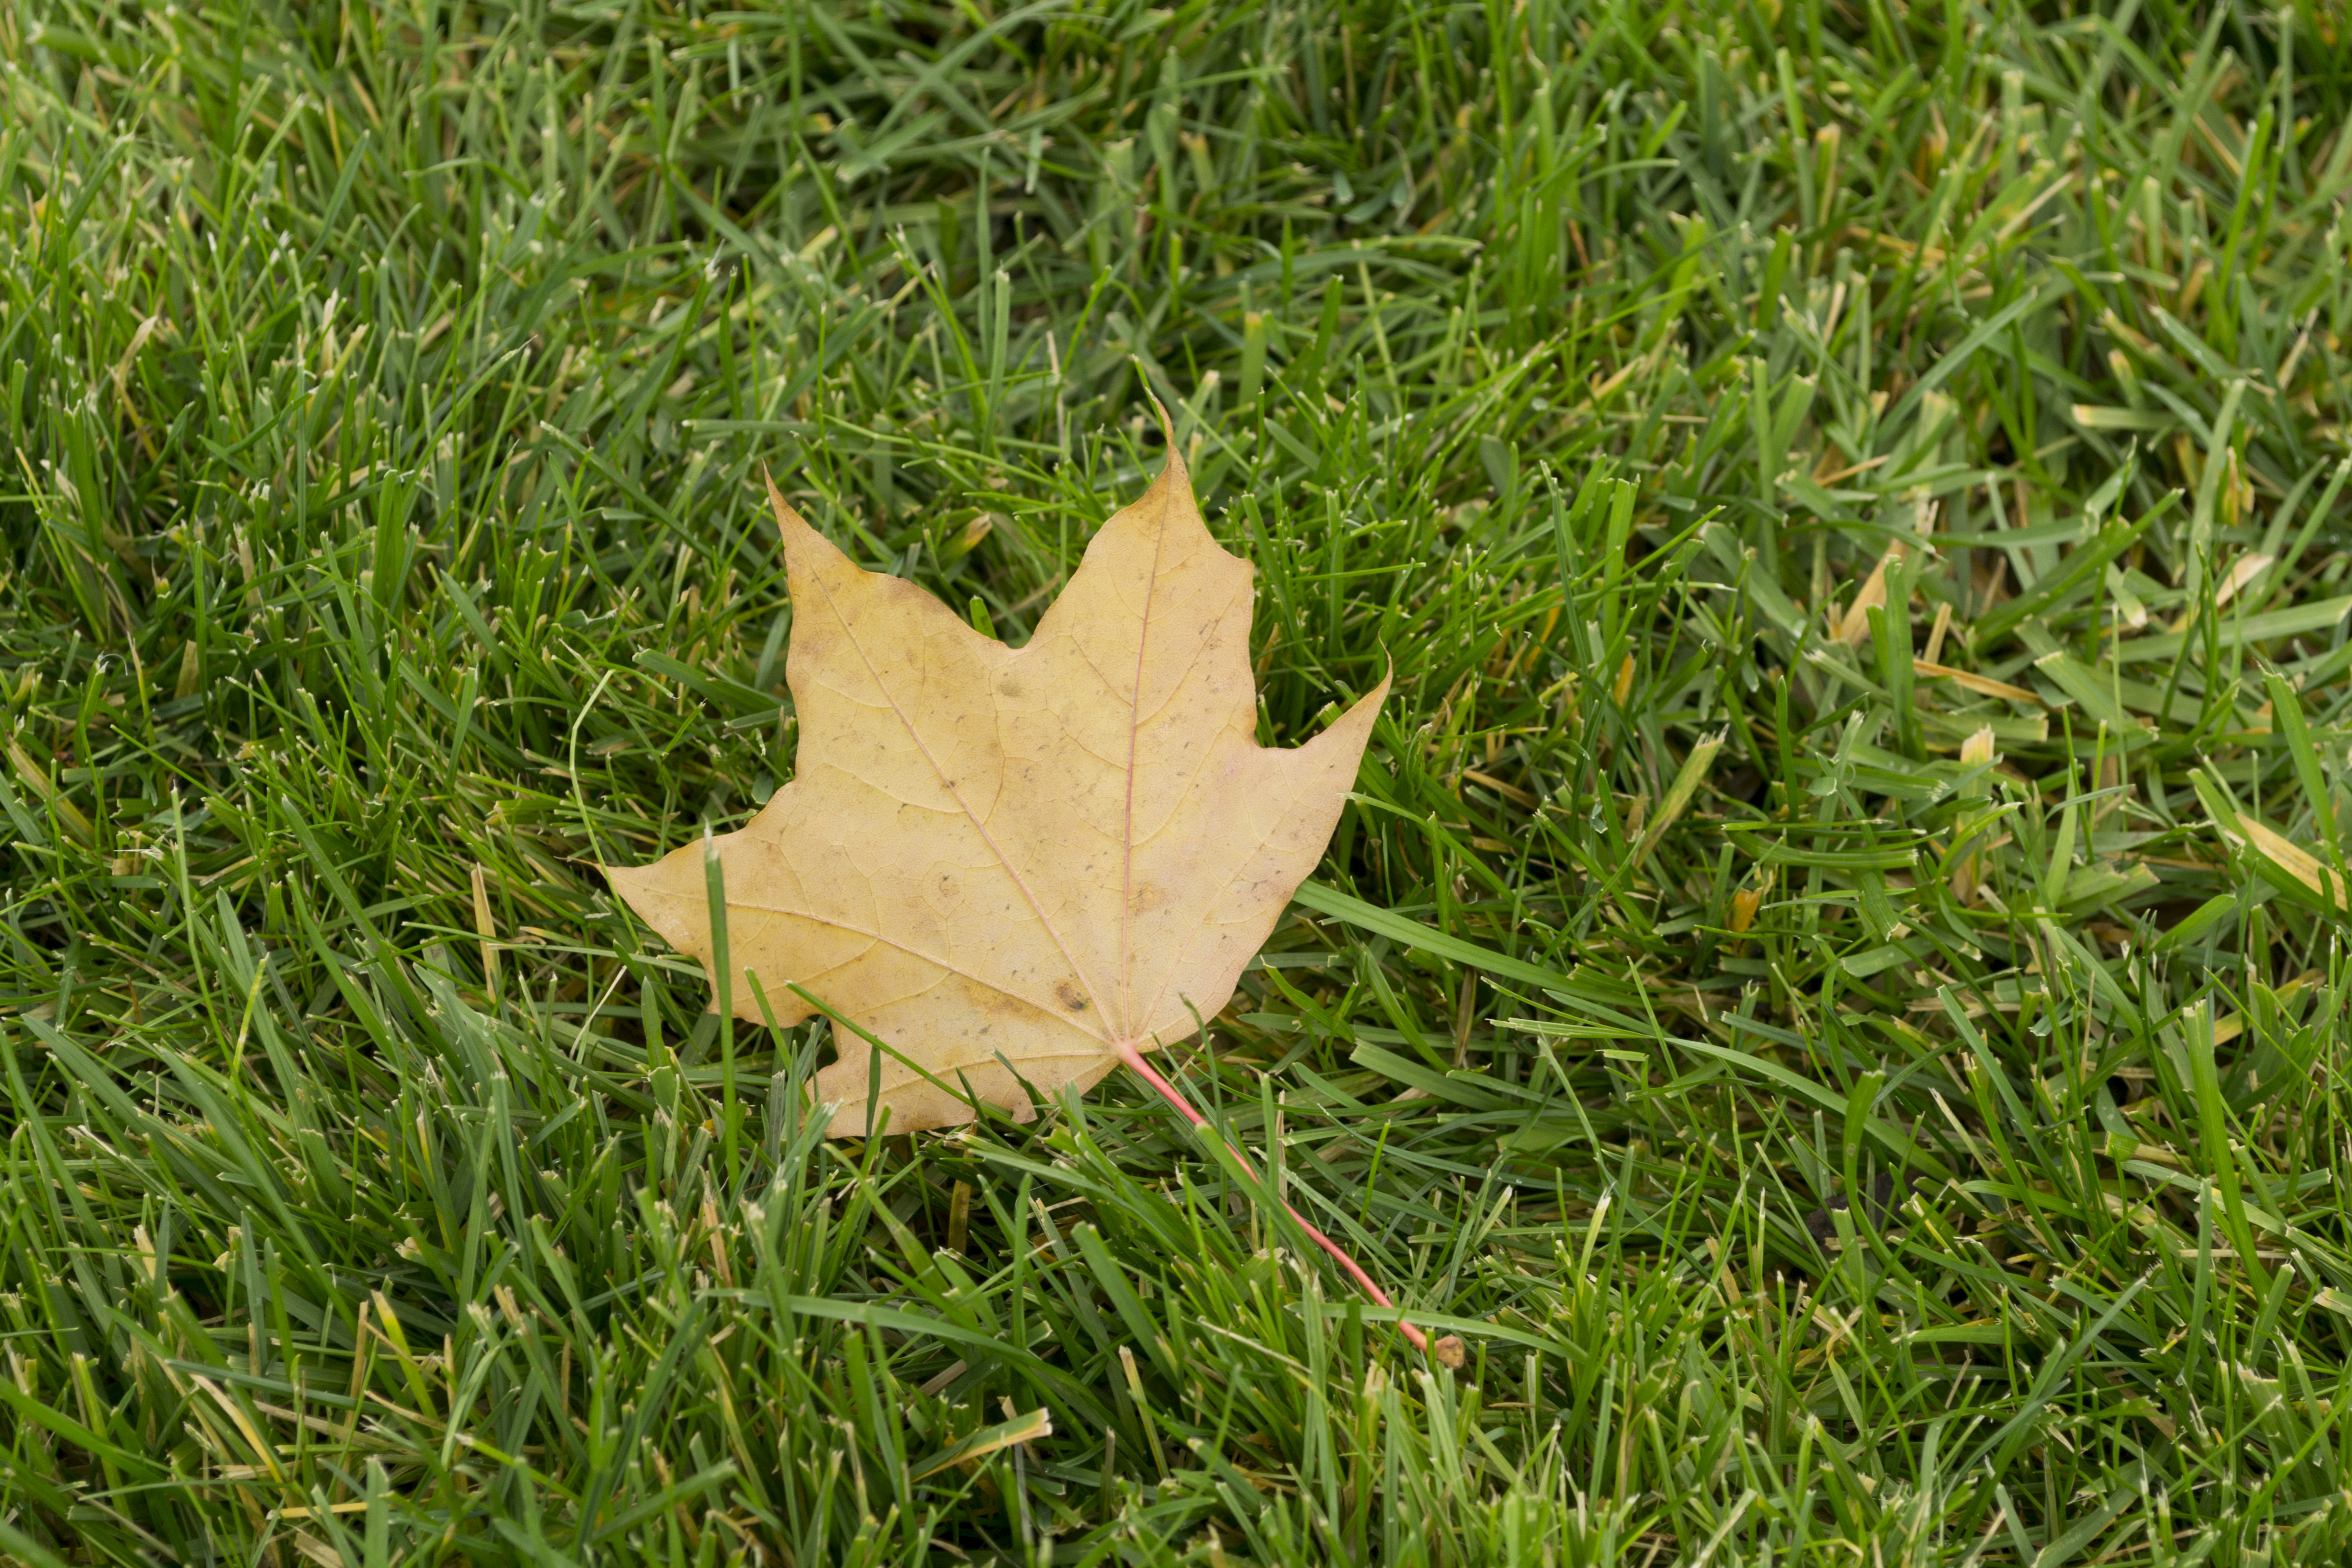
610 444 1388 1137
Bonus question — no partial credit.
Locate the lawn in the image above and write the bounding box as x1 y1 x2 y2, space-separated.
5 0 2352 1561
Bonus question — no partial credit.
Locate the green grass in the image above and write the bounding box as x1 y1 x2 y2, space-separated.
5 0 2352 1561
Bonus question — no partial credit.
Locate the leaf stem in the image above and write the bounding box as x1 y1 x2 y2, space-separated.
1107 1037 1432 1356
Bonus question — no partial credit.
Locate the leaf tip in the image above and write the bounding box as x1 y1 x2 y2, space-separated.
762 466 819 547
1142 388 1177 453
603 854 705 960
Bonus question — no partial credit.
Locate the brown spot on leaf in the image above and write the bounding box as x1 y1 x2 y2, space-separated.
1054 981 1089 1012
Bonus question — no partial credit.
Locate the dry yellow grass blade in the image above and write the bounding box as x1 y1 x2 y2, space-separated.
2222 816 2349 910
1630 731 1723 871
909 1406 1053 1481
1913 660 2045 705
1835 541 1906 645
1951 726 2000 907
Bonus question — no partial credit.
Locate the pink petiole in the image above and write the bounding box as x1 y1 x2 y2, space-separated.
1108 1037 1432 1356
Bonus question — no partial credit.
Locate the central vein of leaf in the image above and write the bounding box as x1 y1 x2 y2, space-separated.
803 563 1114 1034
1118 489 1169 1041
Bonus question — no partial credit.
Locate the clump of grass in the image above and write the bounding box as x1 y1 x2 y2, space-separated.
5 0 2352 1562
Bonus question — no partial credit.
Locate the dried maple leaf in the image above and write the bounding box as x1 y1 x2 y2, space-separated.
609 442 1388 1140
